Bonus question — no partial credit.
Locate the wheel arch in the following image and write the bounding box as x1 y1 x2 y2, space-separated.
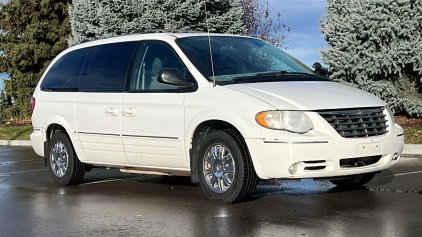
42 114 88 164
42 114 74 142
189 119 247 184
46 124 68 144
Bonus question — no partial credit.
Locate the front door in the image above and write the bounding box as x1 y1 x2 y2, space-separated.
121 41 189 169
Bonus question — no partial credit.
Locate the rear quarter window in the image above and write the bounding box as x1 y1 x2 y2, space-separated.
40 47 90 91
78 41 138 92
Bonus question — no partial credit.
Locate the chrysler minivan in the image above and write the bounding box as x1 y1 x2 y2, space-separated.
30 31 404 203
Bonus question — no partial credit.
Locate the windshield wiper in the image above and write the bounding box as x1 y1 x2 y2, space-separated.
231 71 312 84
256 70 311 76
231 77 248 84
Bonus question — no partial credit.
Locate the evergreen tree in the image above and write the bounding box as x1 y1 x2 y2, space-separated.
0 89 13 119
0 90 5 119
0 0 71 119
320 0 422 117
68 0 246 46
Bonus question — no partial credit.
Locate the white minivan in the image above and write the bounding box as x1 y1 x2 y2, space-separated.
30 31 404 203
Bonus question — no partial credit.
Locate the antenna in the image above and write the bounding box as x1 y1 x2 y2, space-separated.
204 0 216 87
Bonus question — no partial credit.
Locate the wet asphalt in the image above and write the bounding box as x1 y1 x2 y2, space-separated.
0 146 421 237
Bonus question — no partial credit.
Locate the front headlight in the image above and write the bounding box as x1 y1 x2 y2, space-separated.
255 111 314 133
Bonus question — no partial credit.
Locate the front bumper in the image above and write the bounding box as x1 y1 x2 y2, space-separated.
246 124 404 180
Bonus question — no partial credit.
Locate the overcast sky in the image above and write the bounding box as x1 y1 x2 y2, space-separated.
0 0 328 91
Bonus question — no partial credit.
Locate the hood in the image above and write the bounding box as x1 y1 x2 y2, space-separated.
227 81 385 110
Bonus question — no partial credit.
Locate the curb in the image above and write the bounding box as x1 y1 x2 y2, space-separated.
0 140 32 146
402 144 422 157
1 140 422 156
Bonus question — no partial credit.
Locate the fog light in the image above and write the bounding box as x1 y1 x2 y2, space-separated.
288 163 298 175
392 152 400 161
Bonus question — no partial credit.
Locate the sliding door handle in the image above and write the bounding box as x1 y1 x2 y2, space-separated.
106 107 118 116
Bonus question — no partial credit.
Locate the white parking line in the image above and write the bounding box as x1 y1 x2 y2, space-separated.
394 170 422 176
0 159 41 163
375 170 422 179
0 169 47 176
80 179 125 185
0 153 35 156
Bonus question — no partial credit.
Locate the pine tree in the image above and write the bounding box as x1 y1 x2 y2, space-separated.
320 0 422 117
0 0 71 119
0 90 5 119
0 89 13 119
68 0 247 46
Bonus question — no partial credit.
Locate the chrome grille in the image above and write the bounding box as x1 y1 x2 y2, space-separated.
318 107 389 138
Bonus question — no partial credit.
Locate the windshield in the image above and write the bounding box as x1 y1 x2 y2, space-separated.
176 36 321 85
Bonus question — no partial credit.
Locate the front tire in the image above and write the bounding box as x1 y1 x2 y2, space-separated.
47 131 85 185
330 173 375 188
197 129 258 204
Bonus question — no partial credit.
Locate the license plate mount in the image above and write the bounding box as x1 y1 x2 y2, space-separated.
357 143 381 157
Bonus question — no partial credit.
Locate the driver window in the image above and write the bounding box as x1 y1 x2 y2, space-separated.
131 42 186 91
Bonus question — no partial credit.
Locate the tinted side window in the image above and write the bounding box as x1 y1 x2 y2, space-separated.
79 41 138 92
41 47 90 91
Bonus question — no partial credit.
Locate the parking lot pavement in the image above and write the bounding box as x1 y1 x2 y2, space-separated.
1 147 421 237
367 157 422 193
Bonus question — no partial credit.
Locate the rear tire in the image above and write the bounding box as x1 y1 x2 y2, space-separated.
47 131 85 185
330 173 375 188
197 129 258 204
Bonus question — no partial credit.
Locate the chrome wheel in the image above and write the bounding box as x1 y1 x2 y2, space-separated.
203 144 235 193
50 141 68 178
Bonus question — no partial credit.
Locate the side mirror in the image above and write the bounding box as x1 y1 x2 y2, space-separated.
157 69 193 88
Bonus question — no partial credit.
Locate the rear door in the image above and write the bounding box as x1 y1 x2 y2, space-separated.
74 41 138 165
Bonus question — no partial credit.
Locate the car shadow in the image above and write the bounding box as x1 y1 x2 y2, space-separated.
79 168 395 203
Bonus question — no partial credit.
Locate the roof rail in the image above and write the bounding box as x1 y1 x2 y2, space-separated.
135 29 206 34
71 29 207 46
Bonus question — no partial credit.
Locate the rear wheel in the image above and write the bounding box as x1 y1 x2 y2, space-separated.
330 173 375 188
197 129 258 204
47 131 85 185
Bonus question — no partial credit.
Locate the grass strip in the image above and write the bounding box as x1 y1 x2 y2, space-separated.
404 127 422 144
0 125 33 140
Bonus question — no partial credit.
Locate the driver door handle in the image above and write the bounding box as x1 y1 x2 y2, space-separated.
122 107 137 117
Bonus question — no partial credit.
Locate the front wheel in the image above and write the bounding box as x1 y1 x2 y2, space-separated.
197 129 258 204
47 131 85 185
330 173 375 188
